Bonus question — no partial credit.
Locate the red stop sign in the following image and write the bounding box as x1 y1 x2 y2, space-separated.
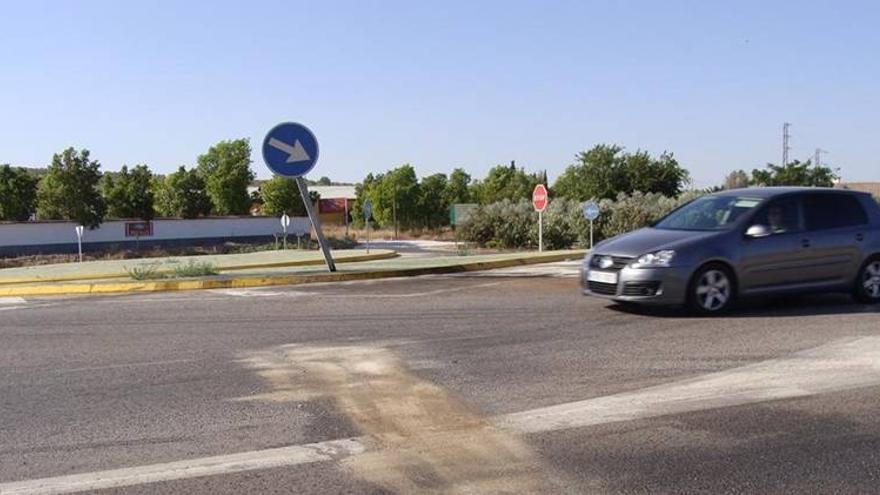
532 184 548 212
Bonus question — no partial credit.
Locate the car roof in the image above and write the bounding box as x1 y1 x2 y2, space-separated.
710 186 869 199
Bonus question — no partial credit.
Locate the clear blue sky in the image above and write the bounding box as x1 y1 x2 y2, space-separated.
2 0 878 187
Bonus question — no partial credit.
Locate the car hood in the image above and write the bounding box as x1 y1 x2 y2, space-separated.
592 227 721 258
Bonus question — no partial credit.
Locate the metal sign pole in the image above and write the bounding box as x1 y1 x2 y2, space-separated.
590 219 594 250
538 211 543 253
75 225 84 263
366 219 371 254
296 177 336 272
344 199 349 238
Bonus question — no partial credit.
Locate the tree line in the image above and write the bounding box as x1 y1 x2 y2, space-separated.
352 145 693 230
1 140 843 230
0 139 320 227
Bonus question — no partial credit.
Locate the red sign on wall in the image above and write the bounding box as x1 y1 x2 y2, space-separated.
319 198 348 214
125 221 153 237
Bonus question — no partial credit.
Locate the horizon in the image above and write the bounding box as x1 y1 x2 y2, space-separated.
2 1 879 187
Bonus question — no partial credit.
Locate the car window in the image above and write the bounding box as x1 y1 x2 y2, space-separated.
803 194 868 230
654 196 762 231
751 197 801 234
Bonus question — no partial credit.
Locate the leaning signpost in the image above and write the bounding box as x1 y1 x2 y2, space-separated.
582 200 600 250
262 122 336 272
532 184 549 252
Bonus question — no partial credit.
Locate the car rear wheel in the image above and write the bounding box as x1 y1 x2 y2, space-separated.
854 257 880 304
688 264 735 315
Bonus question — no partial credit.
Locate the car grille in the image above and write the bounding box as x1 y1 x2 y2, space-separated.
622 281 661 297
588 281 618 295
589 255 634 272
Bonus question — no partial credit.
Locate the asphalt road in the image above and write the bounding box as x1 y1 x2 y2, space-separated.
2 261 880 494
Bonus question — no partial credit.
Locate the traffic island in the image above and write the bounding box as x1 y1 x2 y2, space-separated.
0 250 586 297
0 249 398 286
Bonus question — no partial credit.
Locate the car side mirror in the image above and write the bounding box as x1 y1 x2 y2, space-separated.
745 224 772 239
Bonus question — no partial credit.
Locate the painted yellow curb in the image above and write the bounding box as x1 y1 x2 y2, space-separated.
0 251 586 298
0 250 398 286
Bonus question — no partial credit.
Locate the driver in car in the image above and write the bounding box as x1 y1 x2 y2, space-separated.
767 205 789 233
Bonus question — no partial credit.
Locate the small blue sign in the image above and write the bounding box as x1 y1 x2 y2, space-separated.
262 122 319 177
582 201 600 220
363 199 373 220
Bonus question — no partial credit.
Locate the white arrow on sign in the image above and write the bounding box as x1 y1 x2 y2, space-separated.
268 138 311 163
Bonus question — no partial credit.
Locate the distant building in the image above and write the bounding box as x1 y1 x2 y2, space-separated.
310 185 357 226
248 182 358 223
837 182 880 197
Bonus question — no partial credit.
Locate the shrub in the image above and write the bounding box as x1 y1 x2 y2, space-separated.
172 260 218 278
457 191 705 250
125 262 165 280
456 199 536 249
593 191 703 241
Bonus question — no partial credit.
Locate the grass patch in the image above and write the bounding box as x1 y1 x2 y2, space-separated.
125 262 165 280
172 260 218 278
124 260 218 280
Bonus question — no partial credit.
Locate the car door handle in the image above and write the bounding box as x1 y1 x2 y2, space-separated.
802 239 811 248
856 233 865 242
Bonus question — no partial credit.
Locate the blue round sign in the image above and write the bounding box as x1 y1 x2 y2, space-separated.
582 201 600 220
262 122 319 177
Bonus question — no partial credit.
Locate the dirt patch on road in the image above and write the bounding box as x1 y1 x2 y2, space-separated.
239 344 570 494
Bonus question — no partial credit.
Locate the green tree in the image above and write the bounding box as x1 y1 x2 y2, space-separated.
418 173 449 228
154 166 212 218
443 168 472 205
259 176 307 216
196 139 255 215
723 170 750 190
36 148 106 228
351 173 380 227
0 165 38 221
750 160 839 187
553 144 690 201
475 164 542 204
101 165 155 220
374 165 421 229
316 176 332 186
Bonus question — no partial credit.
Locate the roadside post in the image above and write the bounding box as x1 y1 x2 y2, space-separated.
363 199 373 254
582 200 600 250
532 184 548 252
280 213 290 250
262 122 336 272
75 225 84 262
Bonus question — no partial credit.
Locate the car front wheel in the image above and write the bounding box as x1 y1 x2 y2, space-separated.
688 264 735 315
854 257 880 304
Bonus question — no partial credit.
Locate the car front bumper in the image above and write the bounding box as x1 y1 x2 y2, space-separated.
580 261 690 306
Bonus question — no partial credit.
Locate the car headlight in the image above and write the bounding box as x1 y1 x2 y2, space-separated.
632 250 676 268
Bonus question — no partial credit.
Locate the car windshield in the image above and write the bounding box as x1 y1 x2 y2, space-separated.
653 196 763 231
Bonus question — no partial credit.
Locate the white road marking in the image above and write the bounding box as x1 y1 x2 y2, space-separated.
0 438 366 495
55 359 196 374
320 281 504 298
459 261 581 278
209 288 290 297
500 336 880 433
8 336 880 494
0 297 27 305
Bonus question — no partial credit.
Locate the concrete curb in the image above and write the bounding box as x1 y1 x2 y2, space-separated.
0 251 585 298
0 250 398 286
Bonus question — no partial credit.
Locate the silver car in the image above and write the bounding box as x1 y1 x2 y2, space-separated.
581 187 880 314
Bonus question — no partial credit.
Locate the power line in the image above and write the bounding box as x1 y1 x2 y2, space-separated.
814 148 828 168
782 122 791 167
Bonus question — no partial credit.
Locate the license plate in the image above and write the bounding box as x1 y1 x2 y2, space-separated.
588 270 618 284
